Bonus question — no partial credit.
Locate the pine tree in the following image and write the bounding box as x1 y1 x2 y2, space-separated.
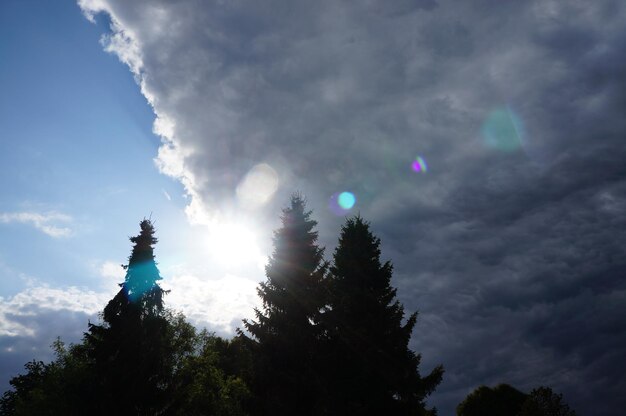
86 219 172 415
242 194 328 416
325 216 443 415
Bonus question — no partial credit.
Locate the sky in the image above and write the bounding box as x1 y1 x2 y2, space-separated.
1 0 625 414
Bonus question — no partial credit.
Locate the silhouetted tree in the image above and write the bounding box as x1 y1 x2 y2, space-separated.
456 384 527 416
242 194 328 416
0 360 48 415
0 340 98 416
85 219 175 415
324 216 443 415
518 386 577 416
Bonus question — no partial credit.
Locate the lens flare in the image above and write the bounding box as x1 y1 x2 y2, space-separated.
236 163 279 208
329 191 356 215
482 107 524 152
411 156 428 173
338 192 356 209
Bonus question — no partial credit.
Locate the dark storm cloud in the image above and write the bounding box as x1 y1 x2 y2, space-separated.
386 146 626 414
73 0 626 414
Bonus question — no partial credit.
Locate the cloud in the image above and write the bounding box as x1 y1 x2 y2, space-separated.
0 271 260 392
162 189 172 201
162 273 260 336
0 212 72 238
0 284 105 338
94 260 261 334
0 279 112 391
1 266 259 338
100 258 261 335
76 1 626 415
98 260 125 293
0 306 99 393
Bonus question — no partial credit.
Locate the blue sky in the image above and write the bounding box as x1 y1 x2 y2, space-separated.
0 0 264 383
2 1 626 415
0 0 182 292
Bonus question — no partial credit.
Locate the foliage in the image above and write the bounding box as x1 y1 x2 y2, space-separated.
324 216 443 415
0 323 247 416
0 341 98 415
171 332 251 416
456 384 527 416
457 384 577 416
0 360 49 415
518 386 577 416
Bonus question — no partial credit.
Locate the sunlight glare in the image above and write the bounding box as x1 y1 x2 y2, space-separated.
205 222 267 269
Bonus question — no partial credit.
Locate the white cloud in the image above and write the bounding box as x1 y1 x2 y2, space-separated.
77 0 108 23
95 258 261 334
1 278 259 340
98 260 125 293
0 212 72 238
0 264 261 338
162 273 260 335
0 285 107 337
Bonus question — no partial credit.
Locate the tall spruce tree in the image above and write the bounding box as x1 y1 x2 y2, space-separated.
86 219 172 415
325 216 443 415
242 195 328 416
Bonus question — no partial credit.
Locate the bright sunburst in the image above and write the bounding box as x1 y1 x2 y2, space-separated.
204 222 267 269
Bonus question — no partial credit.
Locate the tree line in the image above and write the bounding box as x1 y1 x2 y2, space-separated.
0 195 576 415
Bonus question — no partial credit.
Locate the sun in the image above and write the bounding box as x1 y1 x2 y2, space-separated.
204 222 267 269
